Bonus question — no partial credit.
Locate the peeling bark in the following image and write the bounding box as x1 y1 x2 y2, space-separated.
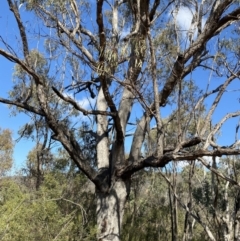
96 180 129 241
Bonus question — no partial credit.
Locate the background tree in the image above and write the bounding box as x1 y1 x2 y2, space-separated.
0 128 14 176
1 1 240 240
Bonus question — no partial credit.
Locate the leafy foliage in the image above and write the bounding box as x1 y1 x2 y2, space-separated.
0 128 13 176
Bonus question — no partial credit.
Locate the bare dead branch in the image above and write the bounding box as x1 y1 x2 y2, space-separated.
119 146 240 177
201 73 239 137
204 111 240 149
198 157 240 187
159 170 217 241
164 137 202 153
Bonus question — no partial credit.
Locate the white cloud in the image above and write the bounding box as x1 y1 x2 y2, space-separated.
120 27 130 39
62 92 96 109
77 97 96 109
60 92 96 122
174 7 193 30
62 92 74 99
202 156 220 164
172 6 207 44
168 156 221 171
75 97 96 122
176 160 189 169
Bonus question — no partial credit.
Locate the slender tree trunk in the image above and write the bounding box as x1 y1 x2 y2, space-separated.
169 167 178 241
169 184 175 241
173 163 178 241
183 161 194 241
173 195 178 241
234 190 240 241
222 162 232 241
96 179 129 241
36 152 43 190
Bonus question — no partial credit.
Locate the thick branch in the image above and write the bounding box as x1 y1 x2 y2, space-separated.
52 86 116 117
0 97 44 116
205 1 237 32
119 147 240 177
31 83 98 185
0 49 42 85
184 3 239 64
149 0 160 22
159 54 184 107
7 0 29 59
79 25 99 50
129 112 150 161
69 0 80 36
164 137 202 154
214 8 240 35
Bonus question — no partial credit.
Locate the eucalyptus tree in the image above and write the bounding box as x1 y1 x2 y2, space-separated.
0 128 14 176
1 0 240 240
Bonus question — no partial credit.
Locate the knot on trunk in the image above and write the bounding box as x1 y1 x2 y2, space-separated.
94 168 110 193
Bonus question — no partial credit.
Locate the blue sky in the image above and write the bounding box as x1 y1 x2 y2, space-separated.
0 1 36 170
0 1 240 170
0 58 36 170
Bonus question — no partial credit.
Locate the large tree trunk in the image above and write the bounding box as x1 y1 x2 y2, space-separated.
96 179 129 241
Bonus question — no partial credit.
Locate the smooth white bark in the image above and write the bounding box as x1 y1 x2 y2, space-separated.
97 87 109 169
